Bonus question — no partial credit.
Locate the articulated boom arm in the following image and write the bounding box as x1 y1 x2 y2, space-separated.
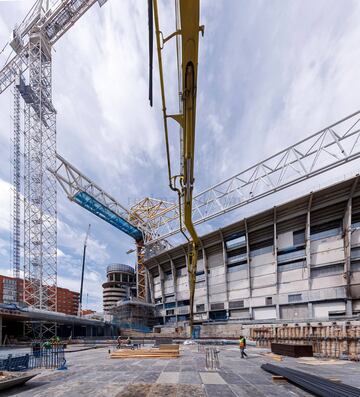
153 0 202 334
0 0 107 95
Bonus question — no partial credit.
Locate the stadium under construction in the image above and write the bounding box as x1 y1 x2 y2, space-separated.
1 0 360 396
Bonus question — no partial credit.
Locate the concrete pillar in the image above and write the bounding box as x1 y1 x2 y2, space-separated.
157 262 166 324
146 268 155 304
273 207 280 319
306 194 313 291
308 302 313 319
219 230 229 316
244 219 251 297
344 177 358 315
202 245 210 319
169 256 178 326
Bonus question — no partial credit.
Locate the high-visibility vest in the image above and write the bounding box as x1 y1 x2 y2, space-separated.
239 338 245 348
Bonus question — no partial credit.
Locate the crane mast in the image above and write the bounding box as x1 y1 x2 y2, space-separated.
1 0 108 339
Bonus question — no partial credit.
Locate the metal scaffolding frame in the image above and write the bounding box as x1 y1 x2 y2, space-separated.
12 85 21 282
23 33 57 337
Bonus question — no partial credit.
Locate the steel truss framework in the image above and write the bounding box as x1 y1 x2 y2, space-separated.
146 110 360 242
51 154 172 299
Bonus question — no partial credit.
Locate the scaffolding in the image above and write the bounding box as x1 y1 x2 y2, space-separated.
111 300 155 333
23 32 57 338
12 84 21 290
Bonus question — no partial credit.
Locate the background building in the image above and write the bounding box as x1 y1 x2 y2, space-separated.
144 176 360 326
56 286 80 315
0 275 80 316
102 264 136 313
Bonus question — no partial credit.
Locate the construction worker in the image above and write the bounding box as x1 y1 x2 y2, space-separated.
239 335 247 358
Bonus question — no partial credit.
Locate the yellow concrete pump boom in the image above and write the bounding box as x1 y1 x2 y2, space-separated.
152 0 203 335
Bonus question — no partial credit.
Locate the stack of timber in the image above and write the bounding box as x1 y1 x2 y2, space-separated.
261 363 360 397
110 345 180 359
250 321 360 359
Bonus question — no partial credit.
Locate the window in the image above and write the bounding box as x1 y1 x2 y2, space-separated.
225 235 246 250
178 299 190 307
310 220 342 241
293 229 305 245
278 260 306 272
196 304 205 312
229 300 244 309
227 263 247 273
288 294 302 303
211 303 224 311
266 297 272 306
250 239 273 257
311 264 344 278
166 309 174 316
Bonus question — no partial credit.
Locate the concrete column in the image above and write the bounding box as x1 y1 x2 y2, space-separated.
202 245 210 319
169 256 178 326
344 177 358 315
157 263 165 324
146 268 155 304
219 230 229 316
308 302 313 319
244 219 252 317
305 194 313 293
273 207 280 319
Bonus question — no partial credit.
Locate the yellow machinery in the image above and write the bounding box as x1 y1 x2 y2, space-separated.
152 0 203 335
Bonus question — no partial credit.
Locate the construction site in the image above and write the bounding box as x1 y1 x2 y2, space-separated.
0 0 359 396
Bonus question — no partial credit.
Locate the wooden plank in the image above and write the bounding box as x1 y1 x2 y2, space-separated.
159 344 179 351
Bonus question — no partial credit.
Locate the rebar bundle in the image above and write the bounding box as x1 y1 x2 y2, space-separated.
261 363 360 397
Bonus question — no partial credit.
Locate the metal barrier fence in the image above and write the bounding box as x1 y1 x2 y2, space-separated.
0 347 65 371
205 347 220 370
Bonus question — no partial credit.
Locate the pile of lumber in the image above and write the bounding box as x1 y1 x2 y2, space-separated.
110 345 180 359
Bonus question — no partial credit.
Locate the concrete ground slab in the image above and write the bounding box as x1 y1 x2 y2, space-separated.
2 345 359 396
199 372 226 384
156 371 179 384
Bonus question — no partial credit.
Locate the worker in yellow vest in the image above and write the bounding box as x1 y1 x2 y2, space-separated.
239 335 247 358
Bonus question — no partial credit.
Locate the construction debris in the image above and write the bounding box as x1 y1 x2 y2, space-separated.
296 357 348 366
261 363 360 397
261 352 283 361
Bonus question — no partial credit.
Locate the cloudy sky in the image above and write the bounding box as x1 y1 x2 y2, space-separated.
0 0 360 311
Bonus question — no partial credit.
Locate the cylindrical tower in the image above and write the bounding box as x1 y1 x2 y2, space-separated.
102 264 136 313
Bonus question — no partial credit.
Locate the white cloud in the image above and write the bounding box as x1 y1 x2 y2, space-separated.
0 179 11 232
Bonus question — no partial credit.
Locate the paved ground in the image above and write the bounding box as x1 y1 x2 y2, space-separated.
2 345 360 396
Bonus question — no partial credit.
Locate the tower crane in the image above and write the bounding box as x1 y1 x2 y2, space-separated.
0 0 108 339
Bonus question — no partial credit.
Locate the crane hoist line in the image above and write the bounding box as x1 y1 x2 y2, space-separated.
152 0 203 335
